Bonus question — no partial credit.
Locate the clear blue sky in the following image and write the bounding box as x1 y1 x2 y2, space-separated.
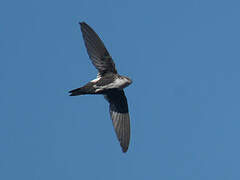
1 0 240 179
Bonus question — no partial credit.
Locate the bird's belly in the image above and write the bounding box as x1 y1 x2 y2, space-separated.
94 78 130 92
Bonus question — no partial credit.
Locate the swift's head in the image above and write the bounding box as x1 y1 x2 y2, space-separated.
120 76 132 88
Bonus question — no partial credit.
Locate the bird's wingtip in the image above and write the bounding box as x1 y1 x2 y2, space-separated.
79 21 86 26
121 146 128 153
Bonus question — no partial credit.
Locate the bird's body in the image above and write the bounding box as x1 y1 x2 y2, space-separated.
70 73 131 95
69 22 132 153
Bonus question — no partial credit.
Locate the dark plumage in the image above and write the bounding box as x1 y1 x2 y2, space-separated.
69 22 132 153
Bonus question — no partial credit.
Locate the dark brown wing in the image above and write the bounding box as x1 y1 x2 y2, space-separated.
80 22 117 75
104 90 130 153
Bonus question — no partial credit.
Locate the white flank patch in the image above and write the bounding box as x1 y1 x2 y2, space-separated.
90 77 101 83
91 73 101 83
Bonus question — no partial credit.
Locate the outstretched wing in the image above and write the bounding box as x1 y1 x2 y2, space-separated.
80 22 117 75
104 90 130 153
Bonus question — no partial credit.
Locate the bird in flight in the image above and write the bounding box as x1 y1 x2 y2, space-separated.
69 22 132 153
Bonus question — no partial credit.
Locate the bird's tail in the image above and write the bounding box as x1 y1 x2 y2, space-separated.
69 87 88 96
69 82 98 96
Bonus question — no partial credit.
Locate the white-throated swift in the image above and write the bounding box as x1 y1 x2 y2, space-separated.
69 22 132 153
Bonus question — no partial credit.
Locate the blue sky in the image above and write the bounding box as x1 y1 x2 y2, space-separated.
1 0 240 179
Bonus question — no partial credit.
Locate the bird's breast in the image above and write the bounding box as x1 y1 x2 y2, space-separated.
112 78 131 89
94 77 131 92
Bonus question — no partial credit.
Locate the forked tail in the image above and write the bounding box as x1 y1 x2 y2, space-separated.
69 82 98 96
69 87 87 96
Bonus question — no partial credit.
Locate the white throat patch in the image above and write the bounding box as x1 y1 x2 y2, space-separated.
94 77 131 92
